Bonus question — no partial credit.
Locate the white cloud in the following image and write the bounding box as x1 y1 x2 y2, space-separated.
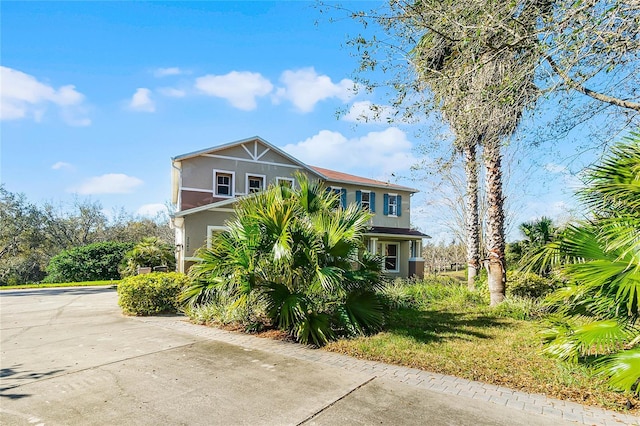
52 161 74 171
157 87 187 98
128 88 155 112
0 66 90 125
154 67 184 77
136 203 168 217
274 68 355 113
73 174 143 195
195 71 273 111
343 101 396 123
282 128 417 177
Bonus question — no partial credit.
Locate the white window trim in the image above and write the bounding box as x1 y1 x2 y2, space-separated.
246 173 266 194
387 193 398 217
207 225 229 249
213 169 235 198
382 242 400 273
360 190 371 211
276 177 295 187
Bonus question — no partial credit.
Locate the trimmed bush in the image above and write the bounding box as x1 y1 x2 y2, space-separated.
45 242 134 283
507 271 560 299
118 272 190 316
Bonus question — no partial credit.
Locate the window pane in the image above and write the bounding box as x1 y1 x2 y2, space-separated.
385 258 397 270
248 177 263 193
386 244 397 256
216 173 231 195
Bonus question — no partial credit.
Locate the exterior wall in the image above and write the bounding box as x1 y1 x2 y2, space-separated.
173 138 425 278
183 209 234 258
325 182 412 229
176 140 311 211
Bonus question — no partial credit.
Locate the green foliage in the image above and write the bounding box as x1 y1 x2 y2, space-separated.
507 271 561 299
121 237 176 277
0 186 45 285
379 277 486 310
183 173 386 346
528 133 640 394
491 296 548 321
117 272 189 316
44 242 134 283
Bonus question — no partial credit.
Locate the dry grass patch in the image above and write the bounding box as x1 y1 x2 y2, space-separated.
324 304 639 414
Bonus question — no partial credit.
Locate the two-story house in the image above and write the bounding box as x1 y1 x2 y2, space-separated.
170 136 429 278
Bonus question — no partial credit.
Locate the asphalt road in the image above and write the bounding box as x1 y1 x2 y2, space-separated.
0 287 575 425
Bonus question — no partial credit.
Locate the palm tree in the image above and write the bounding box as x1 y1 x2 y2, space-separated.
530 134 640 394
410 3 539 304
181 173 387 346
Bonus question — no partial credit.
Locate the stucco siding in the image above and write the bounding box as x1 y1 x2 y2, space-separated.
325 182 412 228
183 209 234 257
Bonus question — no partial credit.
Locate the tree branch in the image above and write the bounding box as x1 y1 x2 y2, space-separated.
544 55 640 112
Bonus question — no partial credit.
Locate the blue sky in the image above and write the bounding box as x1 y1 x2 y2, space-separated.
1 1 595 242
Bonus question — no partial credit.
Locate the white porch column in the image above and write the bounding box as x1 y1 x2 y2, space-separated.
370 237 378 254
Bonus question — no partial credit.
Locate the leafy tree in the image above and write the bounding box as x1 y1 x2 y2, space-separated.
0 186 45 284
40 198 109 250
182 174 386 346
336 0 639 303
105 207 173 245
121 237 176 277
44 241 134 283
528 132 640 394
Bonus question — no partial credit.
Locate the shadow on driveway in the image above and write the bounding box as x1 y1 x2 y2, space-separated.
0 286 117 297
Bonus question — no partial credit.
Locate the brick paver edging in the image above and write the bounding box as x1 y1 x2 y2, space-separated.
137 316 640 426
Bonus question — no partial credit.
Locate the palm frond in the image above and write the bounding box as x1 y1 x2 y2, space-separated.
595 346 640 394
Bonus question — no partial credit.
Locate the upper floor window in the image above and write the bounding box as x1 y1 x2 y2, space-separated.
329 186 347 209
383 193 402 217
356 190 376 212
214 170 234 197
276 177 294 188
247 174 265 194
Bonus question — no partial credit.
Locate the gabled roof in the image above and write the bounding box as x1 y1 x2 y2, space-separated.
311 166 418 193
172 135 313 172
172 135 418 197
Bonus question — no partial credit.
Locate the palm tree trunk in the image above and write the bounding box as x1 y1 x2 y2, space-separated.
483 139 506 305
463 143 480 290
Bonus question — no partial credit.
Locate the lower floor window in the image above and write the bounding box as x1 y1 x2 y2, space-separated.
384 243 399 272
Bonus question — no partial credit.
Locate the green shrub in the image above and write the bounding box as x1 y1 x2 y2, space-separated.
380 277 486 310
490 296 548 320
121 237 176 277
507 271 560 299
184 291 268 331
117 272 189 315
45 242 134 283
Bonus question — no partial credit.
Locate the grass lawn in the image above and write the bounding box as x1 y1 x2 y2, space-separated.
324 287 639 415
0 280 119 290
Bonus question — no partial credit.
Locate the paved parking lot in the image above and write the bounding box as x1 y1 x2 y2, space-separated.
1 287 637 425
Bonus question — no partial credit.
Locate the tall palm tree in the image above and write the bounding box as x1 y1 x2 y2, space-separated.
530 134 640 394
182 173 387 346
410 2 539 304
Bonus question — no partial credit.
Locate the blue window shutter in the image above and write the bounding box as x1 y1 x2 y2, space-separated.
356 190 362 207
370 192 376 213
341 188 347 208
397 195 402 216
383 193 389 215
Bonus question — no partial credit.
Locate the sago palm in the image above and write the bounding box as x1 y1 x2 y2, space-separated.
530 133 640 394
182 173 386 346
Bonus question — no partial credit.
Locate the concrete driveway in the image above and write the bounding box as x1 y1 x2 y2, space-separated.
0 287 632 425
